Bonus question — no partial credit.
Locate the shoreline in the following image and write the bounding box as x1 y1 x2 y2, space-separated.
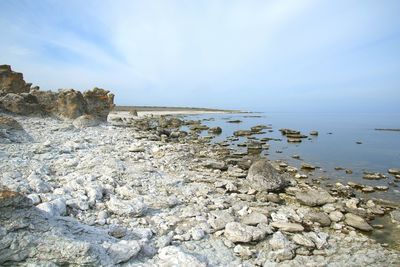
1 111 400 265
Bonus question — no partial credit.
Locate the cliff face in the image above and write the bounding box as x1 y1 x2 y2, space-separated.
0 65 114 120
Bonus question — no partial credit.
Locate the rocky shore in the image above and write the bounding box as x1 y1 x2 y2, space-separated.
1 66 400 266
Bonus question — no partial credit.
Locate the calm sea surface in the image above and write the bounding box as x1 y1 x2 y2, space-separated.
182 112 400 203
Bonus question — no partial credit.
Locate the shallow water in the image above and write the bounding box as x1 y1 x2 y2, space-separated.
182 112 400 203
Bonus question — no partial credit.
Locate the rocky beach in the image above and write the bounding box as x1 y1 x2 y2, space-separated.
1 65 400 266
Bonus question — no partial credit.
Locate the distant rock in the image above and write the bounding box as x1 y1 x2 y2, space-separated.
246 160 288 192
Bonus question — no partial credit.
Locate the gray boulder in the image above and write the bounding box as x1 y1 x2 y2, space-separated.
246 160 287 192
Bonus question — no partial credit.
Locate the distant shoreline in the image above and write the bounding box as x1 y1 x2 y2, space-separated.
113 105 246 115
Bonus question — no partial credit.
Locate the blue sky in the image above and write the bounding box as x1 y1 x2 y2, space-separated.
1 0 399 112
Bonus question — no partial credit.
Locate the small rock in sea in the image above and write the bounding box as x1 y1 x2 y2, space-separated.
295 173 308 179
276 150 283 153
363 172 386 180
301 163 316 170
362 186 375 193
388 168 400 175
309 131 319 136
227 119 242 123
374 185 389 191
208 126 222 134
356 141 362 144
292 154 300 159
345 169 353 174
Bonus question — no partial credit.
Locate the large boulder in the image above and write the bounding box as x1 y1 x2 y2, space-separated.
246 160 288 192
0 65 31 94
0 93 42 115
57 89 87 119
83 87 114 121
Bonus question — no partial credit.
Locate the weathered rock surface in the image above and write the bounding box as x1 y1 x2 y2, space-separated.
0 191 142 266
246 160 288 192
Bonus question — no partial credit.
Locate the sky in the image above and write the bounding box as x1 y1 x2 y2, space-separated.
1 0 400 112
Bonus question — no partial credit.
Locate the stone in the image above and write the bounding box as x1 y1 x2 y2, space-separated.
329 211 344 222
203 160 227 171
106 196 147 217
304 232 329 249
270 222 304 232
57 89 87 119
295 189 335 207
208 210 235 230
344 213 373 231
292 234 315 248
241 212 268 226
233 244 253 259
73 114 100 128
310 131 319 136
246 160 287 192
224 222 266 243
304 211 331 227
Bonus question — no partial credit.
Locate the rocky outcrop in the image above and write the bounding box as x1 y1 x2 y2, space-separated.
83 87 115 121
0 93 43 115
0 65 31 94
0 65 114 120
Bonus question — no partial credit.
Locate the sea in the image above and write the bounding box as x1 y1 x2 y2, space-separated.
182 112 400 203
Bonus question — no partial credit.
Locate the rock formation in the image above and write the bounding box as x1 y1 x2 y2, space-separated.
0 65 114 120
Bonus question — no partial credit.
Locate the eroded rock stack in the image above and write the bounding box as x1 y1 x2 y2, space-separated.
0 65 114 120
